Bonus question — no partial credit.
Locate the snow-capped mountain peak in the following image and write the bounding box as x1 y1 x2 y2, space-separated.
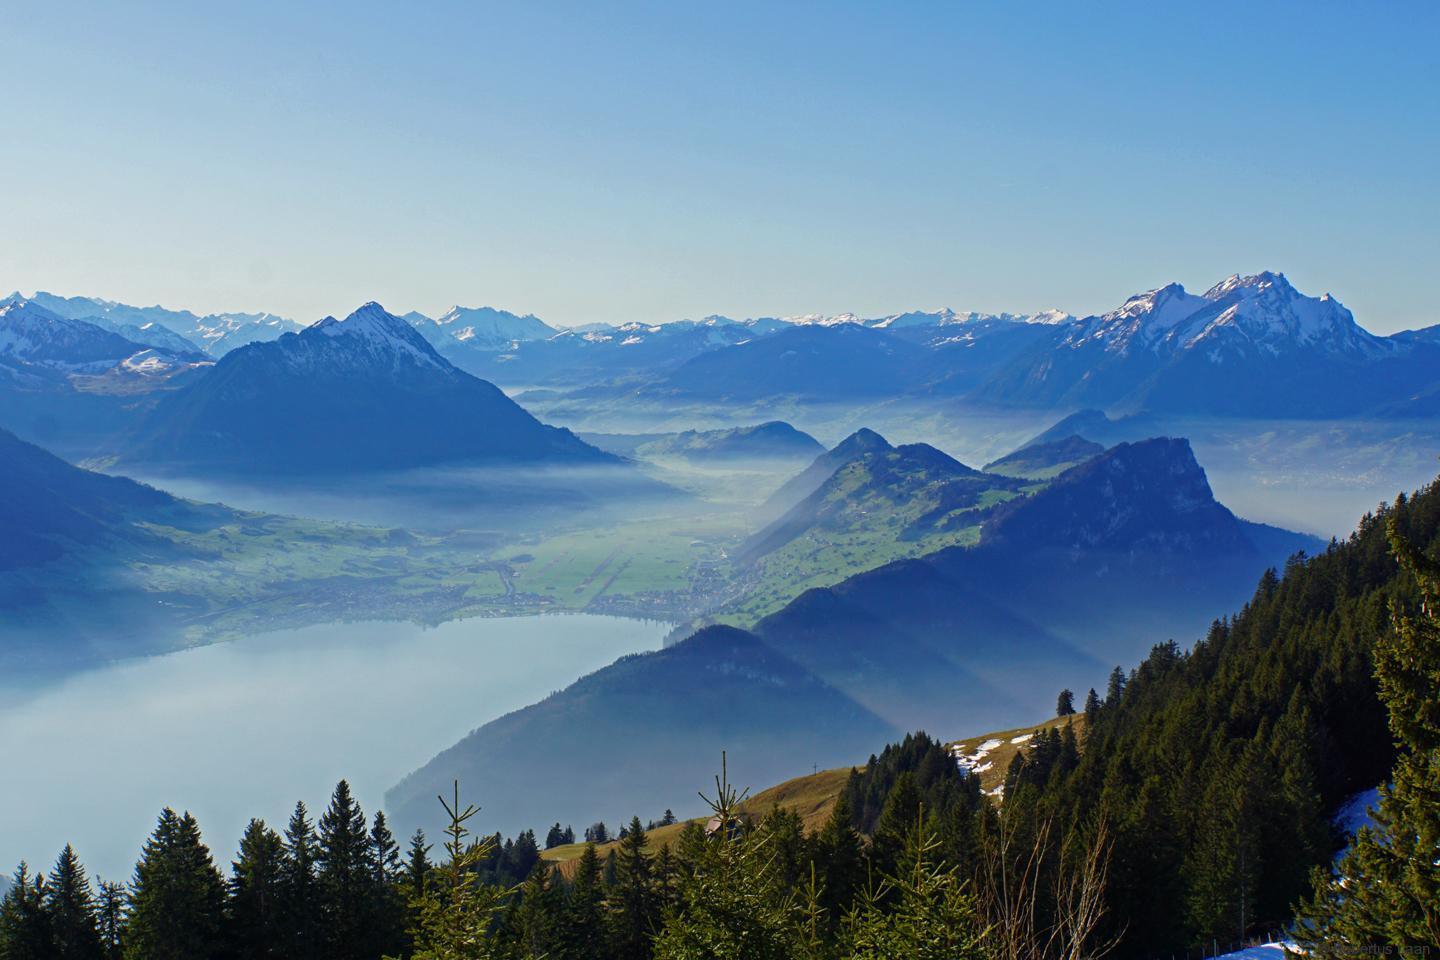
1026 308 1075 326
1188 271 1384 355
430 305 556 342
305 302 449 370
0 299 208 375
1 300 129 365
1070 282 1209 351
1110 282 1209 328
1201 270 1292 302
1069 271 1388 359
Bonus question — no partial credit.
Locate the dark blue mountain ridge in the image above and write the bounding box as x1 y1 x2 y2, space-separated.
385 624 896 842
0 427 184 571
982 435 1104 476
602 421 825 463
121 302 614 475
752 437 1323 728
647 323 937 401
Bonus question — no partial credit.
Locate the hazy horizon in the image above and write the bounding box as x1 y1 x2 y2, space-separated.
4 1 1437 334
5 262 1433 336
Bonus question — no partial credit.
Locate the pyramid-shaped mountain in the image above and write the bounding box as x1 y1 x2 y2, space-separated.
123 302 612 474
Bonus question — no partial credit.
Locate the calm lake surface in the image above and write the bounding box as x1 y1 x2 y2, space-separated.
0 614 667 881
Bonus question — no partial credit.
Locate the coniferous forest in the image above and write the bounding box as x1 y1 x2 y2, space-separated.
2 480 1437 958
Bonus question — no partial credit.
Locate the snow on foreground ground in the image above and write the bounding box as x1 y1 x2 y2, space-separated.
1216 942 1299 960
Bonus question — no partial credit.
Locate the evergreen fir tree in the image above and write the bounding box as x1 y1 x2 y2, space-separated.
564 844 608 960
651 757 798 960
227 819 285 960
842 817 987 960
1083 687 1101 715
0 862 56 960
47 845 103 960
1295 520 1440 949
870 771 923 877
544 823 567 850
652 844 679 915
405 829 433 895
509 864 565 960
603 850 618 887
369 812 409 958
812 791 865 925
1185 745 1265 941
95 880 125 960
124 810 225 960
406 781 507 960
371 812 404 883
760 807 809 891
279 801 323 959
1056 688 1076 716
508 830 540 885
608 817 658 960
316 779 378 960
1104 665 1126 705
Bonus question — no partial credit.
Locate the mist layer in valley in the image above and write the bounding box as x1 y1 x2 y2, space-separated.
0 614 668 882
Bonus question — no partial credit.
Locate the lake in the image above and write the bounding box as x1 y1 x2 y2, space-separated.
0 614 668 882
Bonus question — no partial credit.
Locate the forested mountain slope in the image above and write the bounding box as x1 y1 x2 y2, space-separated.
1000 477 1440 955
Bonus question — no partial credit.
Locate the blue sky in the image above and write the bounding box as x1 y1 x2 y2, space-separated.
3 1 1436 332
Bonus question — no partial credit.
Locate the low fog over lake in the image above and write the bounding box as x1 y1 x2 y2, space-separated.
0 614 668 880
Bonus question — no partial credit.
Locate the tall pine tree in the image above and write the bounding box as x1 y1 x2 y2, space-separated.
227 818 285 960
564 844 608 960
95 880 125 960
608 817 658 960
369 811 409 959
46 845 102 960
124 810 226 960
316 780 378 960
279 801 323 959
0 862 55 960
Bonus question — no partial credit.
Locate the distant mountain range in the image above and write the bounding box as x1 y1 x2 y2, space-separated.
967 272 1439 416
405 306 559 369
388 433 1321 839
0 300 204 374
0 300 214 453
581 421 824 463
548 272 1436 417
8 271 1437 445
121 303 612 475
8 290 299 357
